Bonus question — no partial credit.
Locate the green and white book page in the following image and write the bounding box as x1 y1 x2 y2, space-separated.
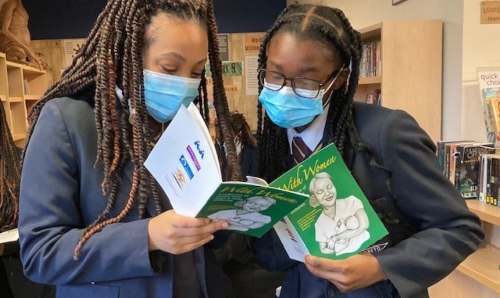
270 143 388 261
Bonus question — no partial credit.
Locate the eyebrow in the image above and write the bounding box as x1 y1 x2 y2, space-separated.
267 60 320 75
159 52 207 66
160 52 186 62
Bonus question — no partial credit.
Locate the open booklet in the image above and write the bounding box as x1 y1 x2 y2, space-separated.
270 143 389 261
144 104 308 237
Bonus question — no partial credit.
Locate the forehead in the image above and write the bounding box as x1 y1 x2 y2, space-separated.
266 32 338 74
248 197 268 203
145 12 207 50
314 177 332 187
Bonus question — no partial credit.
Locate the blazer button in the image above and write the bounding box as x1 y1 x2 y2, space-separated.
327 286 335 297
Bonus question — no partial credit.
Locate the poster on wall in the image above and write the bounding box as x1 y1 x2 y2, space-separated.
218 34 229 61
244 33 264 56
205 61 242 77
245 55 259 96
62 39 87 69
477 67 500 144
480 1 500 24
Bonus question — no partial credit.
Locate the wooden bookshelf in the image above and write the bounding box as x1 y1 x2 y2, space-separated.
456 245 500 294
24 95 41 101
0 52 48 145
8 96 22 103
358 76 382 85
467 200 500 226
355 20 443 142
431 200 500 297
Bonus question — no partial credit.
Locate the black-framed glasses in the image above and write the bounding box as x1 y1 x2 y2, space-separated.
258 68 341 99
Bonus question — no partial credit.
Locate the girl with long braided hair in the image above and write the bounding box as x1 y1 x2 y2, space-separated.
0 103 19 232
18 0 239 297
252 4 483 298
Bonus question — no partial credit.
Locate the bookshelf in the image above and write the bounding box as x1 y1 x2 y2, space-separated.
356 20 443 142
0 52 48 146
429 200 500 297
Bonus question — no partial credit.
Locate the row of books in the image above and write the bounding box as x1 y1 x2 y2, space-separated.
437 140 499 206
359 41 381 78
478 154 500 206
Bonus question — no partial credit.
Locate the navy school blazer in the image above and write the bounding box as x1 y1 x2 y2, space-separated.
18 96 228 298
252 102 484 298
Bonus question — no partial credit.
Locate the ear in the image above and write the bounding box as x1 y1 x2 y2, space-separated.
332 68 350 90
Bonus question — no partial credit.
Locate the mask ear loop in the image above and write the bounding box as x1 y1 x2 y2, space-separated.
322 66 345 109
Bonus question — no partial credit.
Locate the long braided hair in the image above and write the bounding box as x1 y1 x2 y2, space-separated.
257 4 362 181
24 0 240 260
0 103 20 230
230 112 257 149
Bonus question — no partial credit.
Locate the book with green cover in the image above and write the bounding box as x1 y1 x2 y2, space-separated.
270 143 388 261
144 103 308 238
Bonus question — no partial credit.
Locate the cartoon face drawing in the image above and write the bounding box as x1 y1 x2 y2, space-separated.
242 197 274 213
311 177 337 208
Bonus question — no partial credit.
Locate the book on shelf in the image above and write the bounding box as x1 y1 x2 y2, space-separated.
365 88 381 105
360 41 381 78
144 103 308 238
477 67 500 144
453 143 495 199
270 143 389 261
437 140 470 173
479 153 500 206
443 141 474 181
23 79 30 95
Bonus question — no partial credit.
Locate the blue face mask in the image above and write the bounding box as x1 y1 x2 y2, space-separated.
258 85 323 129
258 70 342 129
143 69 201 123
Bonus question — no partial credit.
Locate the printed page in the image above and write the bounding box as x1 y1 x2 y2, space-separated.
145 104 221 217
0 228 19 244
274 217 309 262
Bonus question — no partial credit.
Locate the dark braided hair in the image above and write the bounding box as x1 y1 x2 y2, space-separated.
0 103 20 230
230 112 257 149
23 0 240 260
256 4 363 181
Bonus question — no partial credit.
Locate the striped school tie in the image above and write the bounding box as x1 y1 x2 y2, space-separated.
292 136 313 165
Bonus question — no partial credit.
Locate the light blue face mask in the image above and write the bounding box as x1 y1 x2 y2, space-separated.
258 70 341 129
259 85 324 128
143 69 201 123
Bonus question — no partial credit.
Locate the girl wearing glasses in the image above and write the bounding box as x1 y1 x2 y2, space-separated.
253 4 483 298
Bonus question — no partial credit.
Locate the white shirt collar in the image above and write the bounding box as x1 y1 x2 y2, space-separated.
287 105 329 152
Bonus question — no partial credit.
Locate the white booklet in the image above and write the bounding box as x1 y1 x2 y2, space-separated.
0 228 19 244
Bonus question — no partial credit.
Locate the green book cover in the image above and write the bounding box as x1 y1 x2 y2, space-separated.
269 143 388 261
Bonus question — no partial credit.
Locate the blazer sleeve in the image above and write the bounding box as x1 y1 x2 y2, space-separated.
19 100 158 285
373 110 484 297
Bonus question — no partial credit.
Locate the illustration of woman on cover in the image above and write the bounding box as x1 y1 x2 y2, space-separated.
209 196 275 231
309 172 369 255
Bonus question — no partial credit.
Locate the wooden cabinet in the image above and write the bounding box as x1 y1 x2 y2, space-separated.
356 21 443 142
429 201 500 298
0 52 48 146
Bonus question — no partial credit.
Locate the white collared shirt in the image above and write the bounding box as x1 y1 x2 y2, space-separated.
287 106 329 153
